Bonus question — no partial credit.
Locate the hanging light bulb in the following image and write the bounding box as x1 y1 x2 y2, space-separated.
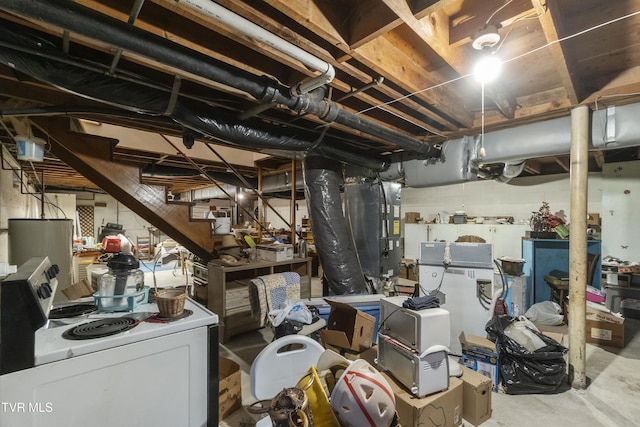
471 24 502 84
474 49 502 84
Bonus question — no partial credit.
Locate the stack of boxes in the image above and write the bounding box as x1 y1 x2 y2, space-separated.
459 332 500 393
319 296 494 426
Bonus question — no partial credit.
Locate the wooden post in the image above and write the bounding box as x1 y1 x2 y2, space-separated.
258 167 263 243
568 104 589 389
290 159 297 243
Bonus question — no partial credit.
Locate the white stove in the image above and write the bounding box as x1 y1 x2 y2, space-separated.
36 298 217 365
1 258 220 427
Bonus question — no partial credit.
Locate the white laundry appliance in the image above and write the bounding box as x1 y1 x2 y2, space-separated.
0 256 219 427
418 241 499 355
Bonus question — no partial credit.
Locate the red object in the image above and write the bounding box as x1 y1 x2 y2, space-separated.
102 236 121 253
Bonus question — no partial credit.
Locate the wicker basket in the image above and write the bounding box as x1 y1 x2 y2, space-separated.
155 288 187 318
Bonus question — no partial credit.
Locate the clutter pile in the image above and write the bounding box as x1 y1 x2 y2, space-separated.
246 293 496 427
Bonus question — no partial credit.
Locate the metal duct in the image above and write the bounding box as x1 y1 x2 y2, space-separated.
388 103 640 187
187 171 305 200
191 183 239 201
381 136 477 187
0 0 439 159
303 156 367 295
591 103 640 149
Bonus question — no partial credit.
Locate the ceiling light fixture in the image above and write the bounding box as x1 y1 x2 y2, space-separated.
471 25 501 51
472 25 502 84
471 25 503 159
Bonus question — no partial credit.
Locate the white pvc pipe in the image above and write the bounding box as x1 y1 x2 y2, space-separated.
180 0 335 94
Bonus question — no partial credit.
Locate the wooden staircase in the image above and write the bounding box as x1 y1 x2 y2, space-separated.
34 117 217 262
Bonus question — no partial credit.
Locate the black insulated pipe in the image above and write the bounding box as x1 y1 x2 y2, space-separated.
0 0 440 159
0 44 386 170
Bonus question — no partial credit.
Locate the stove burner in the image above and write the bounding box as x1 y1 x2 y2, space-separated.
62 318 136 340
153 309 193 322
49 304 98 320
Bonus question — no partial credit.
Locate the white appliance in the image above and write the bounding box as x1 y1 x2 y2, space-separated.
418 241 497 355
379 296 450 351
377 333 449 398
0 257 219 427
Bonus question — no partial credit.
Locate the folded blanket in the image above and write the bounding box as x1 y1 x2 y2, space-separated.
402 295 441 310
249 272 300 327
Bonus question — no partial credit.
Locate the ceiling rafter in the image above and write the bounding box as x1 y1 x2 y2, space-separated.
532 0 581 105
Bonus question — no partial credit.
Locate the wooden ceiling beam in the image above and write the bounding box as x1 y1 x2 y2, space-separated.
593 150 605 168
532 0 581 105
554 156 570 172
524 159 542 174
379 0 517 120
263 0 463 132
448 0 534 47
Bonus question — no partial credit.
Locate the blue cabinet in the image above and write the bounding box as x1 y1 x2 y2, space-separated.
522 239 602 305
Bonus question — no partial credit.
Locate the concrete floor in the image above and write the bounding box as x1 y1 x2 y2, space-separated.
149 266 640 427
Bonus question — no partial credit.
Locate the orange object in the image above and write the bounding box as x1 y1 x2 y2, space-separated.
102 236 121 253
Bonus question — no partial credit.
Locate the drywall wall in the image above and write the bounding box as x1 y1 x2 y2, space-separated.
401 173 603 226
602 161 640 260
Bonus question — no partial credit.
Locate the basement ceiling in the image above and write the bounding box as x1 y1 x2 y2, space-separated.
1 0 640 193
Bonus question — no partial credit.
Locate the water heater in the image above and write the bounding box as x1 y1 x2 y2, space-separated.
8 218 73 302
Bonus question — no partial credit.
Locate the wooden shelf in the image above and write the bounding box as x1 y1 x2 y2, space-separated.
204 257 313 343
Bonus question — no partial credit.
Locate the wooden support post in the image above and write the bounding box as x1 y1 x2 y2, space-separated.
291 159 297 243
258 167 263 243
569 105 589 389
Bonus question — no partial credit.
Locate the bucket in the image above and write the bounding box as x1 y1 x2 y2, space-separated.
213 217 231 234
14 135 45 162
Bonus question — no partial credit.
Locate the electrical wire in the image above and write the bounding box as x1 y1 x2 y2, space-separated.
419 264 448 297
493 259 508 299
357 9 640 124
486 0 514 25
377 305 404 335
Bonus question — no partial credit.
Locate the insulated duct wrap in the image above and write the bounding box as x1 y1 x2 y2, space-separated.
0 22 386 170
303 156 367 295
393 136 477 188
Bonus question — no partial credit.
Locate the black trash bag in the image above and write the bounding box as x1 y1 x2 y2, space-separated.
486 316 569 395
274 319 304 339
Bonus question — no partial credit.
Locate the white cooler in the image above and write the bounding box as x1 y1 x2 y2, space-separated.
379 296 450 352
377 333 449 397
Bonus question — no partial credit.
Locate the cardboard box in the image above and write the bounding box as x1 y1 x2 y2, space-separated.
586 318 625 348
405 212 421 224
256 244 293 262
219 357 242 420
460 366 492 426
459 332 499 392
586 302 624 325
320 299 375 352
587 212 601 226
383 371 463 427
399 259 419 282
61 278 95 300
